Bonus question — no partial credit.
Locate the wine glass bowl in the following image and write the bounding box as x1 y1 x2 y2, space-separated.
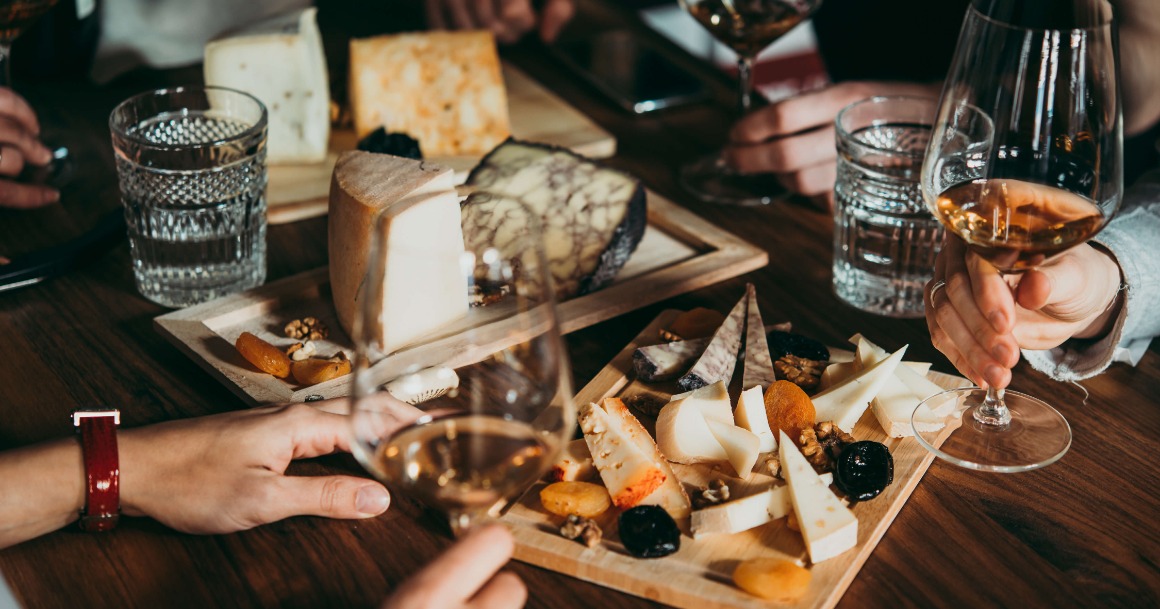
349 194 574 534
914 0 1121 471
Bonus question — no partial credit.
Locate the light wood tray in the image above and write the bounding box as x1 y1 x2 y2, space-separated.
266 64 617 224
154 191 767 405
503 310 967 609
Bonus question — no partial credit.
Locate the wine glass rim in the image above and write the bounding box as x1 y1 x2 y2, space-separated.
967 2 1114 33
108 85 269 150
835 95 940 160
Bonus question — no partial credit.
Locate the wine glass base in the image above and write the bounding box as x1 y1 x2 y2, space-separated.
679 154 788 206
913 387 1071 473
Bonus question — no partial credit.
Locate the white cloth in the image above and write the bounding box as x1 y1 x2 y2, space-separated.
0 572 20 609
91 0 311 83
1022 168 1160 381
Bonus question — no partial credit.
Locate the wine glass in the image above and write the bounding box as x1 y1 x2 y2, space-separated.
913 0 1121 471
678 0 822 206
349 192 575 534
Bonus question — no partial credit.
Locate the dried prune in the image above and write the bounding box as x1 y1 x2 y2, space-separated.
767 331 830 362
357 127 423 160
618 505 680 558
834 441 894 501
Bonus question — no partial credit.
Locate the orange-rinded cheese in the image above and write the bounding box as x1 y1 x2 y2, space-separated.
348 31 510 155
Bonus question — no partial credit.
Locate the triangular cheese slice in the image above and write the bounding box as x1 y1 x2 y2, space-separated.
599 398 691 520
656 381 732 464
811 346 906 432
779 431 858 563
734 385 776 452
742 283 777 391
578 401 666 510
678 293 746 391
851 335 956 434
691 473 833 538
706 420 761 477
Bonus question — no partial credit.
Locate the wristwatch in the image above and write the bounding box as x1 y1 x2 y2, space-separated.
73 409 121 532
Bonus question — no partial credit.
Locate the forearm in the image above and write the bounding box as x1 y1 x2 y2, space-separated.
0 439 86 549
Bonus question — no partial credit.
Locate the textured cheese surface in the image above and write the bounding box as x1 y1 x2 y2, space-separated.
349 31 509 155
204 8 329 164
678 293 746 391
603 398 691 520
578 401 666 509
742 284 777 391
327 152 466 351
779 431 858 563
632 337 710 382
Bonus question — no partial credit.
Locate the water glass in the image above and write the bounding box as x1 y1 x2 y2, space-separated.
110 86 268 307
832 96 943 318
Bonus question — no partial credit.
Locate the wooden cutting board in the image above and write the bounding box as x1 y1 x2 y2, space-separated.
502 309 969 609
266 64 617 224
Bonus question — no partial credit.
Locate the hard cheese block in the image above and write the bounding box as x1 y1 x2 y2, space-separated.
633 337 710 382
678 292 746 391
461 140 646 300
204 8 329 164
328 151 467 352
780 431 858 563
691 473 832 538
811 346 905 432
349 31 510 155
741 283 777 391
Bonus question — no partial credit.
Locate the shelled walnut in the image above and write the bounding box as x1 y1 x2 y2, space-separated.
765 456 782 479
559 514 602 548
285 317 328 340
692 479 731 509
797 420 856 472
774 355 826 392
285 340 317 361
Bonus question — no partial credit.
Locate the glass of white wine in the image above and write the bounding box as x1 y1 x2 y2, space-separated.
913 0 1122 471
349 192 574 534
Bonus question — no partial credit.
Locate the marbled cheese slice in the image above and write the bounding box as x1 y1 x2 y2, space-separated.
204 8 329 164
462 140 646 300
742 284 777 392
678 293 746 392
632 337 710 382
691 473 832 538
328 152 467 351
780 431 858 563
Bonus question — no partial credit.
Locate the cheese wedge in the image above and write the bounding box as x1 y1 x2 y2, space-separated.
735 385 777 452
655 381 733 465
780 431 858 563
328 152 467 351
204 8 330 164
742 284 777 391
706 420 761 477
691 473 833 538
818 361 856 391
549 439 595 482
678 293 746 391
853 335 954 434
811 346 906 432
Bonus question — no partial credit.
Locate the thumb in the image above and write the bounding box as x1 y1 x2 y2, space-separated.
1015 254 1098 323
270 476 392 520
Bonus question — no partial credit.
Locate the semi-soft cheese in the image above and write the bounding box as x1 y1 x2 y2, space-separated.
691 473 833 538
780 431 858 563
655 381 733 465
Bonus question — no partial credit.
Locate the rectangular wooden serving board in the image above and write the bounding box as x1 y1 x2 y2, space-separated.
502 309 967 609
266 63 617 225
155 191 767 405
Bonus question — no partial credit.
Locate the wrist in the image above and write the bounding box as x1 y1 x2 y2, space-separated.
1073 245 1124 340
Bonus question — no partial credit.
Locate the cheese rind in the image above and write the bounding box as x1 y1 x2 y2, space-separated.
691 473 833 538
678 293 746 391
742 284 777 391
204 8 329 164
735 385 777 452
633 337 710 382
328 152 467 350
780 431 858 563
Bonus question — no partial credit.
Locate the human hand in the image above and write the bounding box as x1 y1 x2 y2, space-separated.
0 87 58 208
118 395 422 534
424 0 574 44
382 525 526 609
724 81 940 210
925 236 1124 389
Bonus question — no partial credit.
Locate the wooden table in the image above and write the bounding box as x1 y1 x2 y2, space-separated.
1 2 1158 608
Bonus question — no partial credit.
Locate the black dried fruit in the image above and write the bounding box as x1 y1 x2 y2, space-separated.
618 505 680 558
767 331 829 362
834 441 893 501
357 127 423 160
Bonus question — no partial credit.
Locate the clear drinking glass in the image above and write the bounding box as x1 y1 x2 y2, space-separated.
913 0 1122 471
678 0 822 206
110 86 268 308
832 96 944 318
349 195 574 535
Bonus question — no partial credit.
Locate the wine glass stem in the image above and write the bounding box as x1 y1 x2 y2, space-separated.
737 55 755 114
974 386 1012 427
0 42 12 89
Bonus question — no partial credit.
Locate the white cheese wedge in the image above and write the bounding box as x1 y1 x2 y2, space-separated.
328 152 468 351
779 431 858 563
852 335 955 434
204 8 329 164
734 385 777 452
903 361 933 376
811 346 906 432
819 361 855 391
706 420 761 477
691 473 833 538
655 381 733 464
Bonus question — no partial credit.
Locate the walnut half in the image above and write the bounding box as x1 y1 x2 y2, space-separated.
774 355 826 392
560 515 602 548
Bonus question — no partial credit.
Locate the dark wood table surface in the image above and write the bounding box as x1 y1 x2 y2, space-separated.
2 2 1158 608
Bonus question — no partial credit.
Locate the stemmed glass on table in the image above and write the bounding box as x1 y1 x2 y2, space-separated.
677 0 822 206
349 194 575 535
913 0 1122 471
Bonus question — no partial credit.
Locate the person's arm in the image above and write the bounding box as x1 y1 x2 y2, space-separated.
1116 0 1160 136
0 396 420 549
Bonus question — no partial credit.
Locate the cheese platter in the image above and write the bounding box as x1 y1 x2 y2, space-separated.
501 307 971 609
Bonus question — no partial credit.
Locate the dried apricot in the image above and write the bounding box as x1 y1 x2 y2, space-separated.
291 354 352 385
732 558 811 601
764 380 816 439
539 481 612 518
235 332 291 378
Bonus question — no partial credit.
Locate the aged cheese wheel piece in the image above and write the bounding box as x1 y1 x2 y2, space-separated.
461 139 647 301
328 151 468 352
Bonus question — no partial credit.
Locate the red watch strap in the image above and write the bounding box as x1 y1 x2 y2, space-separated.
73 410 120 532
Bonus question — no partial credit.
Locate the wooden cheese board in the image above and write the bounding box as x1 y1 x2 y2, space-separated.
154 191 767 405
266 63 617 224
502 309 969 609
